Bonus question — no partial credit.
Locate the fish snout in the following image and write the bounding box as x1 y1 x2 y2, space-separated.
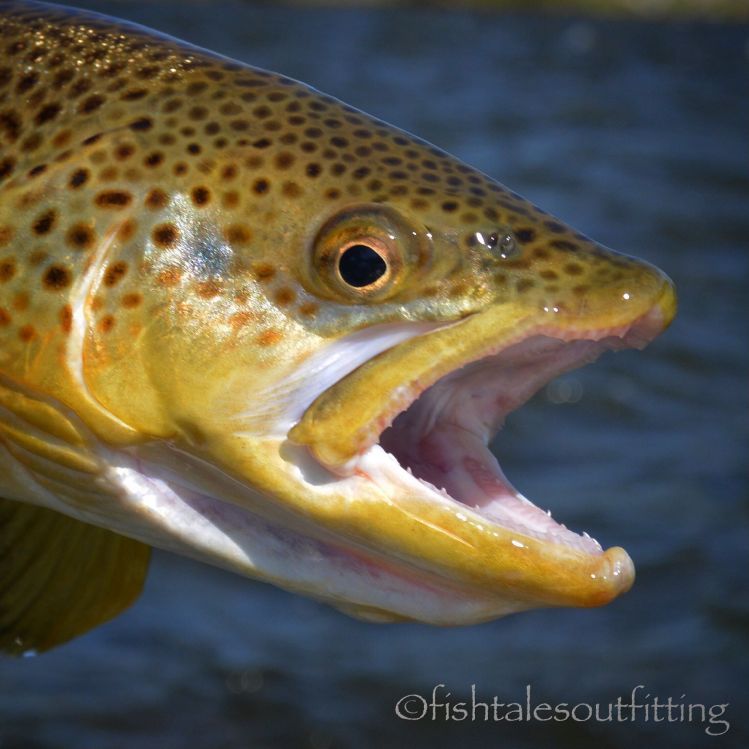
502 242 678 341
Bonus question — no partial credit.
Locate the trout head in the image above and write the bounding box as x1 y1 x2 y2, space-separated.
0 2 676 625
83 82 674 623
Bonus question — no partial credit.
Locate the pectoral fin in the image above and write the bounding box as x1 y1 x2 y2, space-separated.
0 498 150 655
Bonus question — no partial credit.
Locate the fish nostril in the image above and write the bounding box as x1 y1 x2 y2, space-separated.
498 233 518 259
468 230 520 260
484 231 519 260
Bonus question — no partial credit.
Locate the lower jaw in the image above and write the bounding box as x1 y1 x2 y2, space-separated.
174 428 636 621
350 440 636 609
94 441 610 625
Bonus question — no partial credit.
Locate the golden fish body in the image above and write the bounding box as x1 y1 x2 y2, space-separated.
0 1 675 653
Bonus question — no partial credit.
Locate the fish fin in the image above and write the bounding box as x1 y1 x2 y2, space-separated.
0 498 150 655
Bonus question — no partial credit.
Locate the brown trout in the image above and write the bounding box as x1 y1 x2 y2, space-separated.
0 0 676 654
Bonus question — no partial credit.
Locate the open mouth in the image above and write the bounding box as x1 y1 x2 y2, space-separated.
378 335 620 554
335 308 667 557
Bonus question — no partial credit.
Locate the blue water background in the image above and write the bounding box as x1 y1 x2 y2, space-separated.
1 3 747 748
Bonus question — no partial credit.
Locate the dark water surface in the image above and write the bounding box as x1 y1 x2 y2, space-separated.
1 3 747 748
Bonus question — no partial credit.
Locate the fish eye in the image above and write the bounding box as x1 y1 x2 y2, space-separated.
310 204 426 302
338 244 388 288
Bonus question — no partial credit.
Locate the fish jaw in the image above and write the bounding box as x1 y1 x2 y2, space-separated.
91 443 532 625
201 436 634 621
289 252 676 470
185 267 675 621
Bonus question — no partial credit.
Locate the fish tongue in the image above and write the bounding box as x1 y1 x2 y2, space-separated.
396 420 518 511
409 424 596 548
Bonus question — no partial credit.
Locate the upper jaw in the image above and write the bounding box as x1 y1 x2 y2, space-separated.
288 277 675 474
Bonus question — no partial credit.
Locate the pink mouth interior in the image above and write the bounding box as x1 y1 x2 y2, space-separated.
379 324 654 554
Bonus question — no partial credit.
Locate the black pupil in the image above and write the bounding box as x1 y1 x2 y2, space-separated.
338 244 387 288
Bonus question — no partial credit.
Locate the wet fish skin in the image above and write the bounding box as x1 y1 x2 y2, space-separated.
0 1 663 442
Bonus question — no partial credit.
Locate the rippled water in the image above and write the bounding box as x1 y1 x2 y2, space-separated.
1 3 747 748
